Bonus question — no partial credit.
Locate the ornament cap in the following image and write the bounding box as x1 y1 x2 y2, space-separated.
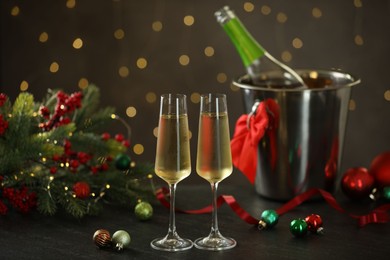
316 227 325 235
115 243 124 251
258 220 267 230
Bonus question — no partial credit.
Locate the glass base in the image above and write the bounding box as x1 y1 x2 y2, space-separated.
150 235 193 252
194 233 236 251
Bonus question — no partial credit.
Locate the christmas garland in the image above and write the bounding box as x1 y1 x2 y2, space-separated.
0 85 154 218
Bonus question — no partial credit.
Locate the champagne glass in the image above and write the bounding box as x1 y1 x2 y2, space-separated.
194 93 236 251
151 94 193 252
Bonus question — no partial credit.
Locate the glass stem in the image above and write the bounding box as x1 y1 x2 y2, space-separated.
167 183 177 238
210 182 220 237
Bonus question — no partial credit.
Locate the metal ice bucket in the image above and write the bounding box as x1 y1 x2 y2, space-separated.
233 69 360 200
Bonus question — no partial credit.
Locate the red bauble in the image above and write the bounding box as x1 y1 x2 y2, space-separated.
369 152 390 188
73 182 91 199
341 167 374 200
304 214 324 234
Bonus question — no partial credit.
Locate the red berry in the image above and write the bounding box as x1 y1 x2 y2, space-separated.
100 163 109 171
70 159 79 169
50 166 57 174
0 93 7 106
101 132 111 141
122 140 130 148
115 134 124 142
77 152 90 164
91 166 99 174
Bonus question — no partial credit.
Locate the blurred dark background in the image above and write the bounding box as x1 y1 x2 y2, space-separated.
1 0 389 185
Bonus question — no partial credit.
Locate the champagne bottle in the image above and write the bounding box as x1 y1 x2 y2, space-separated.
215 6 306 89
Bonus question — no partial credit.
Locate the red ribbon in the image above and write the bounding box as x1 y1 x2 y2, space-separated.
230 102 269 184
156 187 390 227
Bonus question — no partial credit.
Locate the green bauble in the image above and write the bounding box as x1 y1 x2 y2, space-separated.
112 230 131 251
115 153 131 171
134 201 153 221
290 219 308 237
261 209 279 227
383 186 390 200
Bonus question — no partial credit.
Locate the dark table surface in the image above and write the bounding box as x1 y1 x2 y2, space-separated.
1 172 389 260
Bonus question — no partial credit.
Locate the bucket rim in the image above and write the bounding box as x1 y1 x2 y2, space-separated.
232 69 361 92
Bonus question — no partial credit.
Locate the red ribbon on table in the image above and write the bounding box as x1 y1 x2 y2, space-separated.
230 101 269 184
156 187 390 227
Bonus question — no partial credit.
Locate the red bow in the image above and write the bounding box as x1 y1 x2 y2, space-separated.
230 102 269 184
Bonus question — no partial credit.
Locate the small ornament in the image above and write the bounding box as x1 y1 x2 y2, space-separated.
290 219 308 237
304 214 324 234
134 201 153 221
258 209 279 230
115 153 131 171
93 229 112 249
383 187 390 200
369 152 390 187
73 182 91 199
341 167 374 200
112 230 131 251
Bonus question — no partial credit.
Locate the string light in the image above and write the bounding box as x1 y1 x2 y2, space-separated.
114 29 125 39
126 106 137 117
216 73 227 83
145 92 157 103
190 92 200 103
20 81 29 91
39 32 49 43
384 90 390 101
204 46 215 57
72 38 83 49
49 62 60 73
276 12 288 23
312 8 322 18
118 66 129 77
349 100 356 111
243 2 255 12
153 127 158 138
179 55 190 66
136 58 147 69
11 6 20 16
183 15 194 26
133 144 144 155
281 51 292 62
354 35 364 46
261 5 271 15
152 21 163 32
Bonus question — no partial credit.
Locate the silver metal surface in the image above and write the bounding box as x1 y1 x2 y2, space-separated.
233 69 361 200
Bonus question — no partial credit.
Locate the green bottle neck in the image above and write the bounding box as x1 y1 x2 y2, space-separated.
222 18 265 67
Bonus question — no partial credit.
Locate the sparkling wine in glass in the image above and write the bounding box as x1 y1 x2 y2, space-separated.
151 94 193 252
194 93 236 251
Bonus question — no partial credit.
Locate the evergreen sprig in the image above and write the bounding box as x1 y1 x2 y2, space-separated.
0 85 154 218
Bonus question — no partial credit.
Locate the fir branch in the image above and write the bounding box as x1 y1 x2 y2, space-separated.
73 84 100 128
105 139 127 157
37 123 76 142
63 196 88 218
79 107 115 132
37 190 57 216
69 132 109 156
12 92 34 116
0 87 154 218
